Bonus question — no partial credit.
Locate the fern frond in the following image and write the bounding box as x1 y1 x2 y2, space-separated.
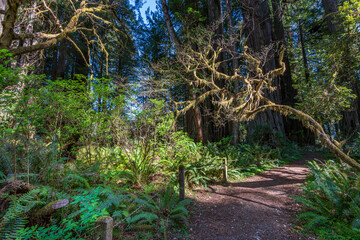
126 212 158 224
134 197 159 211
0 216 28 239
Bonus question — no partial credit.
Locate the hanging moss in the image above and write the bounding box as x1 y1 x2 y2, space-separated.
173 32 360 170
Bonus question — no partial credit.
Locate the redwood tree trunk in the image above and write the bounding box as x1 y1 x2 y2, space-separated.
322 0 340 33
226 0 240 145
161 0 204 142
272 0 315 144
204 0 230 142
56 40 67 78
322 0 360 136
241 0 285 136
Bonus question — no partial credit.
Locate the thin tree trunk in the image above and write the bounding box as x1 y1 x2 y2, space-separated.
56 40 66 78
161 0 204 142
13 143 17 181
299 23 310 83
272 0 315 145
160 0 180 48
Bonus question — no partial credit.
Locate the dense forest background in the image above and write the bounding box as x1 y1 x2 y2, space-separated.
0 0 360 239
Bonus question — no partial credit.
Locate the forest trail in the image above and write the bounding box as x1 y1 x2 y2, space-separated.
189 152 322 240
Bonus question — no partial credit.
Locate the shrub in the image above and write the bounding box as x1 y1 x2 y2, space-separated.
295 160 360 238
125 186 191 238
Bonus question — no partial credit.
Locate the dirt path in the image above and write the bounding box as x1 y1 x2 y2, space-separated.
189 152 322 240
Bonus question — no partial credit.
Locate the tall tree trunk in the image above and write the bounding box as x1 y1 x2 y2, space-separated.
322 0 360 136
271 0 296 106
0 0 20 51
241 0 285 136
298 22 310 83
205 0 230 142
19 2 41 73
56 40 66 78
1 1 42 72
208 0 223 36
322 0 339 33
0 0 6 36
226 0 240 145
161 0 204 142
271 0 315 144
161 0 180 48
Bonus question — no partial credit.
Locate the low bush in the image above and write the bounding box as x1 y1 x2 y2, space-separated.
295 160 360 239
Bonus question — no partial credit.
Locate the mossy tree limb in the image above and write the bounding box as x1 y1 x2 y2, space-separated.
246 104 360 171
170 26 360 171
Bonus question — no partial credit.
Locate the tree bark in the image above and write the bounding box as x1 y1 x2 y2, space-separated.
0 0 6 36
160 0 180 49
17 1 41 72
241 0 285 136
226 0 240 145
272 0 315 144
56 40 67 78
161 0 204 142
204 0 230 142
322 0 339 33
0 0 20 50
322 0 360 136
299 22 310 83
271 0 296 106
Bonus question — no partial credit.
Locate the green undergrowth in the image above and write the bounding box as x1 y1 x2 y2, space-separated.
0 184 191 239
0 133 301 239
206 137 302 181
0 66 303 239
294 159 360 239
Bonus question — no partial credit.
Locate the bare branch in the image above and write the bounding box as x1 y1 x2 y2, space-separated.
67 36 89 67
41 0 63 32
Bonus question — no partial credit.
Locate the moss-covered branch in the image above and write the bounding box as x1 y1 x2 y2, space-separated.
246 103 360 171
171 26 360 170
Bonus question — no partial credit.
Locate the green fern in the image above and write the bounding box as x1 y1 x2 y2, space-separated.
61 173 90 189
0 189 43 239
125 186 191 236
297 212 328 230
18 187 108 239
98 187 128 214
1 216 28 240
127 212 158 225
295 160 360 236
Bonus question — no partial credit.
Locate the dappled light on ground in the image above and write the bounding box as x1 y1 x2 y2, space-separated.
189 153 322 240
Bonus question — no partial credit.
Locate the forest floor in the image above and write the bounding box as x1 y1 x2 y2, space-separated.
188 152 323 240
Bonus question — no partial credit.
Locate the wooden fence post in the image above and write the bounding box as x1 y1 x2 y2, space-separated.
93 216 113 240
179 164 185 201
223 158 228 183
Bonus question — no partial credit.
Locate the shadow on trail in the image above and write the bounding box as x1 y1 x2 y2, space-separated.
206 186 281 210
189 152 323 240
